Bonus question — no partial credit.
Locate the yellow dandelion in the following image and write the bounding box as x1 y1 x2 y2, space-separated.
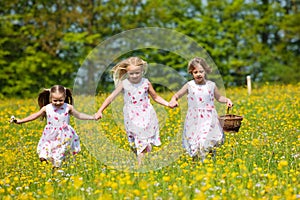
278 160 288 170
162 175 171 182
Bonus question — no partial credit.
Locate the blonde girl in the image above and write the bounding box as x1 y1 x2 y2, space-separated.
95 57 173 165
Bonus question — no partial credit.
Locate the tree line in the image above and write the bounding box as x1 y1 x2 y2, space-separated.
0 0 299 98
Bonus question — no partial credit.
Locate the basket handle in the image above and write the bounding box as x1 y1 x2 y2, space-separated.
226 105 234 114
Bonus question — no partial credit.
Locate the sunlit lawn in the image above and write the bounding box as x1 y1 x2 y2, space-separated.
0 83 299 199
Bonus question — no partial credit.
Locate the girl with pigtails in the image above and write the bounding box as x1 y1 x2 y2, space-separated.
11 85 96 168
95 57 174 165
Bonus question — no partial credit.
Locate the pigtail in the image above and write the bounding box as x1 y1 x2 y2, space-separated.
38 89 50 120
65 88 73 105
111 62 128 86
142 61 148 76
38 89 50 109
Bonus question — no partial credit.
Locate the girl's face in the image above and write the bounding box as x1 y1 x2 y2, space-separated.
50 92 65 108
192 65 206 84
127 65 143 84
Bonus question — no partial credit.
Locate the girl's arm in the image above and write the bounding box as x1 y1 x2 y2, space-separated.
15 106 47 124
214 86 233 107
95 82 123 120
68 105 95 120
148 82 171 107
169 83 188 107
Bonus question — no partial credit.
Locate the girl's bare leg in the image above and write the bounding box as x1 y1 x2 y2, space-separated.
137 144 153 166
146 144 152 152
137 152 145 166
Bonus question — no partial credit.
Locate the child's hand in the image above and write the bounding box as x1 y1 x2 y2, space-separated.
168 100 178 108
94 112 103 120
9 116 18 124
226 98 233 108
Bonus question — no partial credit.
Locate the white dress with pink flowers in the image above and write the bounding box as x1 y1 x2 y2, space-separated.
37 103 80 167
122 78 161 155
183 80 224 157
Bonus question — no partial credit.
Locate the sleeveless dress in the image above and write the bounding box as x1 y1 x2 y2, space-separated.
37 103 80 167
183 80 224 157
123 78 161 155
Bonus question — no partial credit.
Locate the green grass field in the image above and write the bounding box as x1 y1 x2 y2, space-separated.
0 83 299 200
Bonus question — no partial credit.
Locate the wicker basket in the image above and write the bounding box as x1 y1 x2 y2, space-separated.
219 108 243 132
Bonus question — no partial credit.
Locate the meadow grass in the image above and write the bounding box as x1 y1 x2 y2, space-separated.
0 83 299 199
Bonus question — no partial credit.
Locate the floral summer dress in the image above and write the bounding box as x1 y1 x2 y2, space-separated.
123 78 161 155
183 80 224 157
37 103 80 167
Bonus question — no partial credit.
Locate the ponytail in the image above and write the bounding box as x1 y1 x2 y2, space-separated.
38 89 50 109
111 62 128 86
37 89 50 120
65 88 73 105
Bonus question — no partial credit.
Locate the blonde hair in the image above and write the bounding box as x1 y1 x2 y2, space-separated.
111 57 147 85
188 57 212 74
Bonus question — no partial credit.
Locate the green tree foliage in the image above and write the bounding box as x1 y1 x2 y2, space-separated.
0 0 299 97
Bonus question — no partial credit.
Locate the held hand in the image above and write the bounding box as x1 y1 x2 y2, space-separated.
168 100 178 108
94 112 103 120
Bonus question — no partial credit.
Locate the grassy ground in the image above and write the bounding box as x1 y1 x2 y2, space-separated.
0 83 299 199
